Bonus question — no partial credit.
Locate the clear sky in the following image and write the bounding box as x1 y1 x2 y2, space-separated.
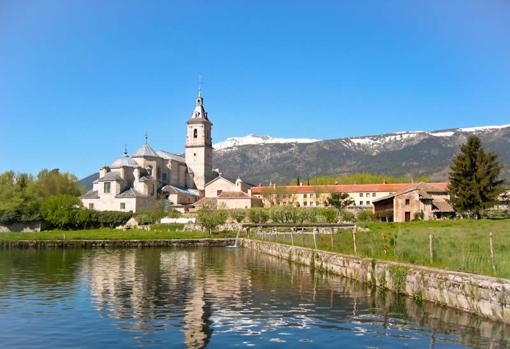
1 0 509 178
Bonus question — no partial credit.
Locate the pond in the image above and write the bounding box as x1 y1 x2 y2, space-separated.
0 247 508 348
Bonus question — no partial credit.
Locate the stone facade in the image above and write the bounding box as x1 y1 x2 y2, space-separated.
373 183 454 222
81 93 259 213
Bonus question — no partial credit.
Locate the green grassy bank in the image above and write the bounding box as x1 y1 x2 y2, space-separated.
0 225 235 241
256 219 510 279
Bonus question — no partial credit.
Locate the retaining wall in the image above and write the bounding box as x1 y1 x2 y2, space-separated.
0 238 236 249
241 238 510 324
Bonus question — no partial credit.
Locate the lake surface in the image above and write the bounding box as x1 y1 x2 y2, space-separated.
0 247 508 348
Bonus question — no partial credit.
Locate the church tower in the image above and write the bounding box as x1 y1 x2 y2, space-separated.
185 93 213 191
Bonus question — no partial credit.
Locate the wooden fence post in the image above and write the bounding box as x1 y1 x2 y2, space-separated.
330 228 334 248
489 232 496 273
352 226 357 255
290 228 294 246
313 228 318 250
429 233 433 264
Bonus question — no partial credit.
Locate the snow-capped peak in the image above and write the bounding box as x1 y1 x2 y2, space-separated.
214 134 321 150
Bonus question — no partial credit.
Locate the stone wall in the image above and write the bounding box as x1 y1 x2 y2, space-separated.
0 238 236 249
241 239 510 324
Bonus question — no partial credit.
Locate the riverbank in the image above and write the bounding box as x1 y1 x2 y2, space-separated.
241 238 510 324
0 228 235 241
0 238 236 248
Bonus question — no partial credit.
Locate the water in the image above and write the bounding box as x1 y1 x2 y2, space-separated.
0 247 508 348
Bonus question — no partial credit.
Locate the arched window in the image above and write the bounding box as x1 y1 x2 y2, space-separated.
193 129 198 138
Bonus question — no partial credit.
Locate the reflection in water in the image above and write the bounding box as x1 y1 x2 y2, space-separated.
0 247 509 348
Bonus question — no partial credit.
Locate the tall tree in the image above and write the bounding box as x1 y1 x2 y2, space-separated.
448 135 503 218
326 192 354 210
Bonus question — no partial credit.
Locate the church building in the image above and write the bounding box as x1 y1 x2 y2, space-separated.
81 93 261 212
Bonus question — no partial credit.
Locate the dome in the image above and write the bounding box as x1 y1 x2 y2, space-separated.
111 154 139 168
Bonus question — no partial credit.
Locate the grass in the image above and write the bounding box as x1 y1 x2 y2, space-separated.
253 219 510 279
0 225 235 241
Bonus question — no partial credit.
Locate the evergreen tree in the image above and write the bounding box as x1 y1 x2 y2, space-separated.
448 135 503 218
327 192 354 210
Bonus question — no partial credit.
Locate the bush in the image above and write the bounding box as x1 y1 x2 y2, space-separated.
97 210 132 227
340 210 356 223
40 194 82 229
298 209 317 224
356 209 374 222
197 207 227 234
230 209 247 223
247 208 269 224
270 205 299 223
317 208 339 223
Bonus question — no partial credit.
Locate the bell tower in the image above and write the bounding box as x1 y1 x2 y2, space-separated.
185 92 213 191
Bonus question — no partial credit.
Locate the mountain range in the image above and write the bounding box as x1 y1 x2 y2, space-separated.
80 124 510 189
212 124 510 185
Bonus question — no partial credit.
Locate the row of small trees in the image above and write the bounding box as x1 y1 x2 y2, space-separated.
196 205 374 233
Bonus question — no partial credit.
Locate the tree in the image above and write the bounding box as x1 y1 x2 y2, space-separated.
197 206 227 235
230 209 247 223
247 208 269 224
317 207 339 223
327 192 354 210
448 135 503 218
40 194 82 229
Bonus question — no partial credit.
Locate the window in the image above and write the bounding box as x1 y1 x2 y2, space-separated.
366 201 371 205
104 182 111 193
193 129 198 138
217 190 223 196
162 173 167 182
372 193 376 197
303 194 307 198
120 202 126 210
303 201 307 206
359 201 363 205
359 193 364 197
405 199 410 205
88 203 94 209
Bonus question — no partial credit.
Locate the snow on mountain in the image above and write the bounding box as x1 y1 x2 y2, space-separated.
214 124 509 153
214 134 321 150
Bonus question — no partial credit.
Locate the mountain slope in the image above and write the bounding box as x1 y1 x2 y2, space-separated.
213 125 510 184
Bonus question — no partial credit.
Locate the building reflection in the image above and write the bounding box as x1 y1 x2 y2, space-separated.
81 248 251 348
80 247 510 349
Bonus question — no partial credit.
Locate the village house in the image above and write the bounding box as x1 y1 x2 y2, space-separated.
372 182 453 222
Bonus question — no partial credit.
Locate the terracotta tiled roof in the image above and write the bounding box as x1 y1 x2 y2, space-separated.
218 191 250 199
432 199 454 212
251 182 449 195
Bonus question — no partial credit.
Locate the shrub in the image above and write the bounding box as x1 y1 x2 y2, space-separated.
298 208 318 224
247 208 270 224
230 209 247 223
40 194 82 229
356 209 374 222
197 208 227 234
97 210 132 227
340 210 356 222
270 205 299 223
317 208 339 223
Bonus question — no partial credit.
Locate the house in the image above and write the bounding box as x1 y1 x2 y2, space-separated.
193 175 263 209
251 183 449 209
372 183 453 222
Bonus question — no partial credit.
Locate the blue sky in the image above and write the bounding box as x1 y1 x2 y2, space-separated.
1 0 509 178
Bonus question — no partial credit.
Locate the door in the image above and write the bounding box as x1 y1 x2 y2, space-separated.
404 211 411 222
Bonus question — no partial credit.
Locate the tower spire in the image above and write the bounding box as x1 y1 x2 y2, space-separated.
123 144 128 156
144 132 148 144
198 74 203 97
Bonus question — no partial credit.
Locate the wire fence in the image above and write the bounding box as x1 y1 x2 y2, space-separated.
242 224 510 279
